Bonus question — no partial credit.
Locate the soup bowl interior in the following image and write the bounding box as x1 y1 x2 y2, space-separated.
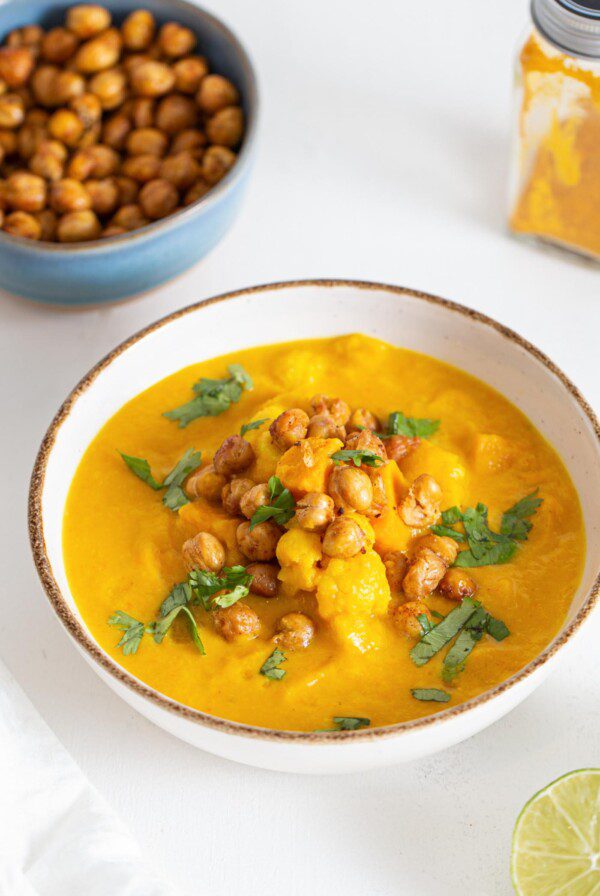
29 281 600 773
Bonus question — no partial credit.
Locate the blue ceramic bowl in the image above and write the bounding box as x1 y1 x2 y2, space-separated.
0 0 258 305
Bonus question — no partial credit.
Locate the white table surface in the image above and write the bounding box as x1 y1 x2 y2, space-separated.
2 1 599 893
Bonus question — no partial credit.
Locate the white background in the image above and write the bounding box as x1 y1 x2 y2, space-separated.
2 1 599 893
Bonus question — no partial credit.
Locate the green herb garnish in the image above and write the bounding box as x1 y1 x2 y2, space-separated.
417 613 435 635
164 364 253 428
107 611 147 656
383 411 440 439
441 606 489 682
486 615 511 642
410 598 479 667
500 489 543 541
330 449 385 468
120 448 202 511
240 417 269 436
411 688 451 703
430 492 542 568
250 476 295 530
329 717 371 731
149 604 205 655
260 648 287 680
188 566 253 610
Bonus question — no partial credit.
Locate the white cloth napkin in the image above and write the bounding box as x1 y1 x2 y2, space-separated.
0 659 181 896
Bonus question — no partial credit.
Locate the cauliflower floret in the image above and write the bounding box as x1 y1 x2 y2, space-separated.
276 527 323 593
316 550 390 621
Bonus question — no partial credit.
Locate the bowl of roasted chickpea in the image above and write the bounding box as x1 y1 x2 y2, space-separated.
0 0 257 304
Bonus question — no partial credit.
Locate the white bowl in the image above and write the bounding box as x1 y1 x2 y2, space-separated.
29 280 600 774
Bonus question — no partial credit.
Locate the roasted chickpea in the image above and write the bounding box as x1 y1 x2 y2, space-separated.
173 56 208 94
29 142 65 181
78 120 102 148
186 463 227 502
0 128 18 155
36 208 58 240
0 95 25 129
412 534 458 567
400 474 443 528
383 551 409 591
84 176 119 215
402 548 447 600
221 477 254 516
344 428 388 462
0 48 35 88
130 61 175 97
155 94 197 134
159 150 200 190
247 562 279 598
206 106 244 148
385 435 420 464
70 92 102 128
49 177 91 212
110 202 148 230
115 175 138 204
138 177 178 219
322 517 366 559
201 144 235 185
213 435 255 478
67 5 112 39
6 26 44 50
438 568 477 602
158 22 196 58
196 74 239 114
237 519 281 562
74 28 121 74
48 108 84 146
171 127 206 156
347 407 380 433
182 531 225 573
100 224 126 237
102 112 131 149
13 86 33 111
53 70 86 105
366 469 388 518
121 152 160 182
5 171 46 211
183 178 210 205
30 65 59 107
89 68 127 109
56 208 101 242
239 483 271 520
391 601 432 639
306 414 346 440
3 209 41 239
328 464 373 513
129 96 155 127
214 602 260 642
269 408 310 451
41 27 79 64
295 492 335 532
121 10 156 51
126 126 168 156
274 613 315 650
17 122 46 159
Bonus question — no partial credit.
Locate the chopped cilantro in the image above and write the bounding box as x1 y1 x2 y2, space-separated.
500 489 543 541
441 607 489 682
240 417 269 436
327 717 371 731
260 648 287 680
487 615 511 642
417 613 434 635
330 449 384 468
189 566 252 610
164 364 253 428
411 688 451 703
410 598 479 667
250 476 295 530
107 611 146 656
384 411 440 439
119 448 202 512
149 604 205 655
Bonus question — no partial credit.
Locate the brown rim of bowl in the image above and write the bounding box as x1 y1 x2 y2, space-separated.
28 279 600 744
0 0 258 254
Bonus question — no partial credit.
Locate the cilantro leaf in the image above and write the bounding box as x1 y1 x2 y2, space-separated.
430 524 467 542
500 489 543 541
120 448 201 512
441 607 489 682
108 611 147 655
487 615 510 641
411 688 451 703
330 449 384 468
417 613 434 635
159 582 192 617
240 417 269 436
189 566 252 611
441 506 464 525
331 717 371 730
164 364 253 428
119 453 162 490
385 411 440 439
410 598 479 667
250 476 295 530
149 604 205 654
260 648 287 680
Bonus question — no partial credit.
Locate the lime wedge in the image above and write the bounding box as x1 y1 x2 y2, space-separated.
512 769 600 896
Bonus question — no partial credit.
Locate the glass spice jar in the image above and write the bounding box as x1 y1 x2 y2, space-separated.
509 0 600 262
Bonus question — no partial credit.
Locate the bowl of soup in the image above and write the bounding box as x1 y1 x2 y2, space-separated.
28 280 600 773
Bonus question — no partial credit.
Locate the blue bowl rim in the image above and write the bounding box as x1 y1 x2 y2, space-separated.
0 0 258 255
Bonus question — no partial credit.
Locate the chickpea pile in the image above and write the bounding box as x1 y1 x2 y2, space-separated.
0 5 244 242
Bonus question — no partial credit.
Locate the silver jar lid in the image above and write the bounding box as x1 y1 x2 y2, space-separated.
532 0 600 59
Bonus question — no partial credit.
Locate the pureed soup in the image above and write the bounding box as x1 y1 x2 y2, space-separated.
63 335 585 732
